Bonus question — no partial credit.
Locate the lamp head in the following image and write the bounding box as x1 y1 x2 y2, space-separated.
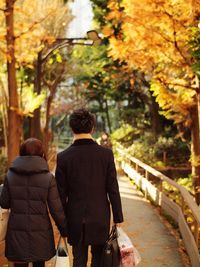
87 30 101 45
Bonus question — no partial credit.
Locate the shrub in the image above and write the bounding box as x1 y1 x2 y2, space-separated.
111 126 190 167
154 136 190 166
111 123 141 146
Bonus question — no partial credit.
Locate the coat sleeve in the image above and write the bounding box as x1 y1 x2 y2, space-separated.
0 176 10 209
47 174 68 237
106 150 124 223
55 154 68 213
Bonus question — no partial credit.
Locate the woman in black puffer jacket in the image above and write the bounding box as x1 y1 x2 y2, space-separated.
0 138 68 267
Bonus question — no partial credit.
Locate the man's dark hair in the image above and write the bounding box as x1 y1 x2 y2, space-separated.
69 108 95 134
20 138 46 160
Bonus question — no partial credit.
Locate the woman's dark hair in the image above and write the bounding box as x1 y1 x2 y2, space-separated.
20 138 46 160
69 108 96 134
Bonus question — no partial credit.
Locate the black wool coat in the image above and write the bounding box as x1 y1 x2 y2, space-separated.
0 156 67 262
55 139 123 245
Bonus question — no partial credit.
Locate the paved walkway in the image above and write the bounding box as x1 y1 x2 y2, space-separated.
118 175 185 267
1 175 186 266
47 175 185 267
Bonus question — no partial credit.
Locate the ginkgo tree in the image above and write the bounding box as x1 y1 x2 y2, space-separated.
105 0 200 204
0 0 71 163
29 0 71 139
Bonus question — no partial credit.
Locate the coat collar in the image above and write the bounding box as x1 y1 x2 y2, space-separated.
72 138 97 146
10 156 49 174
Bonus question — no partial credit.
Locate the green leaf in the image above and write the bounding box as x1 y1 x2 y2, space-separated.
192 62 200 72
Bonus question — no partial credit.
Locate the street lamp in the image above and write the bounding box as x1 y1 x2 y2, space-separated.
86 30 102 45
55 30 101 45
43 30 101 63
31 30 101 138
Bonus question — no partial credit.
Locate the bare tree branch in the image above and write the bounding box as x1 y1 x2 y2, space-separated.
172 20 190 64
163 9 191 65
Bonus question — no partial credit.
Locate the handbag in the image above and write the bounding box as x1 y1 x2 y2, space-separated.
117 227 141 267
100 225 121 267
0 208 9 242
54 236 70 267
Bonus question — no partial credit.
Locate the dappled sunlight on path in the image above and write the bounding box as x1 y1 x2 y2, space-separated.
118 177 146 200
119 175 186 267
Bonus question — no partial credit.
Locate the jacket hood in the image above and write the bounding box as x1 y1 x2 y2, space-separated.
9 156 49 174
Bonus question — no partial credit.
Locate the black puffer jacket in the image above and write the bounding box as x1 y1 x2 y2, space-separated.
0 156 67 262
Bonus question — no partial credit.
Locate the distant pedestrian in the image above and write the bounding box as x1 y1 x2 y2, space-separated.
0 138 67 267
100 131 112 149
55 108 124 267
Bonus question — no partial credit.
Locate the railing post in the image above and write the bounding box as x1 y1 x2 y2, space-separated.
136 164 139 172
158 180 163 207
144 170 149 199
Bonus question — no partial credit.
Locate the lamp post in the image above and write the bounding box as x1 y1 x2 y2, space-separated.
30 30 101 139
42 30 101 63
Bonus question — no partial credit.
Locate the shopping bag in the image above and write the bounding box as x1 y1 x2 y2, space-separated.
117 227 141 267
0 208 9 242
100 225 121 267
54 236 70 267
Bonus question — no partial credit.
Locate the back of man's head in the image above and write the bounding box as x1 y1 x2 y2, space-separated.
69 108 95 134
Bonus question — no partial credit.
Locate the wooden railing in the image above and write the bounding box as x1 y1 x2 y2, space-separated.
116 143 200 267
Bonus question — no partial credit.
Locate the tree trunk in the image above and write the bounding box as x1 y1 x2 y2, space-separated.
5 0 21 163
1 95 8 153
150 93 162 136
97 99 106 131
190 102 200 205
0 81 8 153
30 51 42 139
104 99 112 133
43 73 64 155
101 115 106 131
43 94 53 156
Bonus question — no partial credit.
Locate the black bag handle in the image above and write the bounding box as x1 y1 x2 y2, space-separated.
107 225 118 242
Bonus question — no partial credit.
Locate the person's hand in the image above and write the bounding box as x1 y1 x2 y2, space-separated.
62 237 69 247
112 222 123 228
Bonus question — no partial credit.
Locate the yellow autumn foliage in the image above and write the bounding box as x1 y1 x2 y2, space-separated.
0 0 71 66
105 0 200 127
21 85 46 116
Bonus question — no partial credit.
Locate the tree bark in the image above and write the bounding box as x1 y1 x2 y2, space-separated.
43 95 52 156
0 81 8 152
5 0 21 163
190 102 200 205
104 99 112 133
43 89 55 156
43 70 64 155
30 51 42 139
150 93 162 136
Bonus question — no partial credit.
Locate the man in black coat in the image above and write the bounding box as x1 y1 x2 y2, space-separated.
55 108 124 267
